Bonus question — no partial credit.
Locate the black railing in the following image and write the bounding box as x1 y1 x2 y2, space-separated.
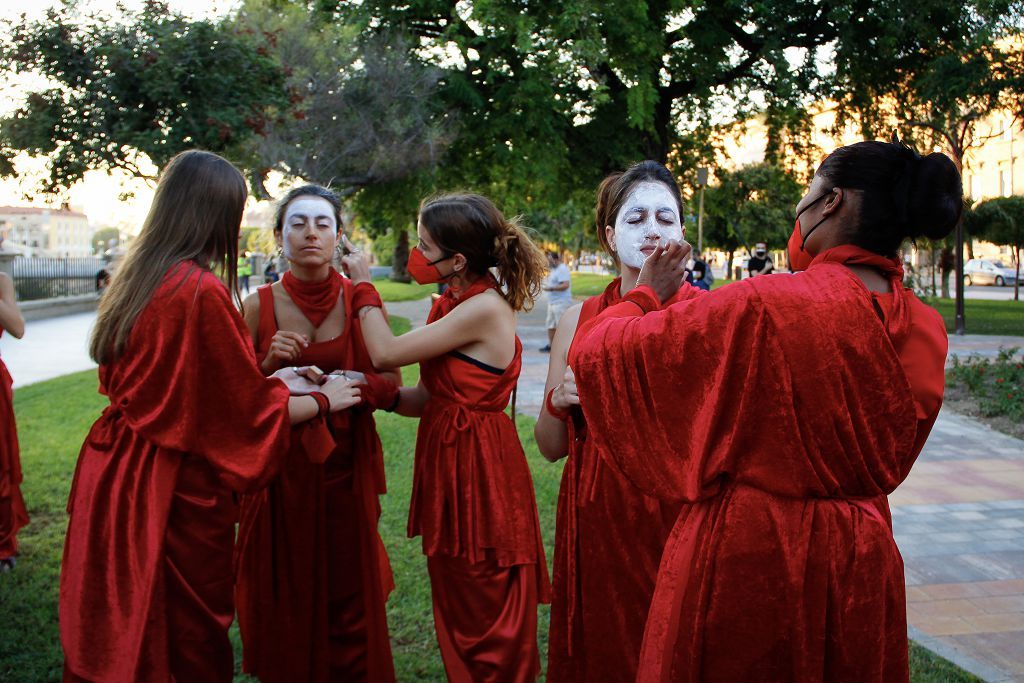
11 256 105 301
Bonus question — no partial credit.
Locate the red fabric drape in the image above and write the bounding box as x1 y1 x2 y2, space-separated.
235 278 396 683
568 255 947 682
0 340 27 560
281 269 343 328
548 278 703 682
60 262 293 682
409 275 550 680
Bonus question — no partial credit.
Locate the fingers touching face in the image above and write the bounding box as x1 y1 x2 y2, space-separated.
611 181 683 269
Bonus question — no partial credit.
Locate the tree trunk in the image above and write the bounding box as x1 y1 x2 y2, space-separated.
940 246 954 299
726 250 735 280
390 227 411 283
930 245 937 296
1015 244 1020 302
967 238 975 260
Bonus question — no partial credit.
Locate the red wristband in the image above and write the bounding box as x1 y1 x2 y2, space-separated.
311 391 331 418
546 386 572 422
351 282 383 312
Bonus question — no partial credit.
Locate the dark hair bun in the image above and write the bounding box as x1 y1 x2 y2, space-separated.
905 152 963 241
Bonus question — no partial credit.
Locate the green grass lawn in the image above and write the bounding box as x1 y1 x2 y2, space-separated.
923 297 1024 336
373 276 435 302
0 314 979 681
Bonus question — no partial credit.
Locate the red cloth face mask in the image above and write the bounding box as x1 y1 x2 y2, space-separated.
407 247 454 285
787 220 815 272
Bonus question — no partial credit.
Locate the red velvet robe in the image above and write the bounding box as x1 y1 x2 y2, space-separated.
235 279 397 683
547 279 699 682
408 276 550 682
569 247 946 682
0 333 28 560
60 262 292 682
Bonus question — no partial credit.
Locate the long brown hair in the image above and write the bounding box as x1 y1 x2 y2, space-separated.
595 160 685 267
90 150 247 364
419 193 547 311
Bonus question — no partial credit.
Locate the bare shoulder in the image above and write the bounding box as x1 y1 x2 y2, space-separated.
0 272 12 291
558 302 584 333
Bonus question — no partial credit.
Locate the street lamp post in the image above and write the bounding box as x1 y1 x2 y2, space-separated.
696 167 709 255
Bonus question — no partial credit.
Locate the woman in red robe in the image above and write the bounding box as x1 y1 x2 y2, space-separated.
60 151 363 683
569 140 960 682
235 185 400 683
341 194 551 682
0 268 26 572
535 161 702 681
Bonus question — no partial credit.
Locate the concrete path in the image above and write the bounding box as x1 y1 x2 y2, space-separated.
0 311 96 387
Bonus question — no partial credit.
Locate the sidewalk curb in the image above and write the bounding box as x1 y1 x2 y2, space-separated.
909 625 1014 682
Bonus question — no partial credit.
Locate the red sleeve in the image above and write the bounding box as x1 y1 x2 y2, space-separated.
901 296 948 461
361 372 400 411
569 283 760 502
115 274 291 493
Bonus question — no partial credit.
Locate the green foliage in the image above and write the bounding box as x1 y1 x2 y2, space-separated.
90 227 120 255
702 163 803 253
947 348 1024 421
972 196 1024 300
0 3 288 191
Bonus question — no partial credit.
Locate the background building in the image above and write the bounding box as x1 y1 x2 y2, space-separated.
0 205 93 257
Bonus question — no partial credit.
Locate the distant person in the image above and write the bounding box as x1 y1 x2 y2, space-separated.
264 258 279 283
686 256 712 291
540 250 572 352
60 150 362 682
747 242 774 277
238 253 253 293
0 269 26 573
95 268 111 292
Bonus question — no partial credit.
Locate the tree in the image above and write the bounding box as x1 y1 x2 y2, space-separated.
0 1 288 192
702 163 803 278
91 227 121 256
975 196 1024 301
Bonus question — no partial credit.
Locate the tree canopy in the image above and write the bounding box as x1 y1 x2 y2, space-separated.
974 195 1024 300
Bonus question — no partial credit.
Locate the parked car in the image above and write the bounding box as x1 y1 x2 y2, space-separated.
964 259 1018 286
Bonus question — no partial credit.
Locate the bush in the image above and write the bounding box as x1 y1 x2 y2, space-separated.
947 347 1024 421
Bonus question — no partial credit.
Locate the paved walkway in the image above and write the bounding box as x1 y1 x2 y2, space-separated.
4 297 1023 680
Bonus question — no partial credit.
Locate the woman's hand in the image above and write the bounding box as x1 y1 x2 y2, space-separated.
339 235 372 284
262 330 309 372
272 366 322 395
637 239 692 304
551 366 580 412
319 374 362 412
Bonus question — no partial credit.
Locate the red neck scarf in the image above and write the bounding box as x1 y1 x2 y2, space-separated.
427 273 499 324
811 245 909 344
281 269 343 328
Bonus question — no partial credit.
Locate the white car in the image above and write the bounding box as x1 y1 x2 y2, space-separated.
964 259 1018 286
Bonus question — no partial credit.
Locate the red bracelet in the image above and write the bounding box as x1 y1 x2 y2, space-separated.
351 282 383 312
546 386 572 422
311 391 331 418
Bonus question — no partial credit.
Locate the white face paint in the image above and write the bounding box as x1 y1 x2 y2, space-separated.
279 196 337 263
612 181 683 269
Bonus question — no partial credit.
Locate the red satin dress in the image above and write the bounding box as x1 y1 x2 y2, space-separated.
60 263 293 683
235 277 398 683
548 279 702 683
408 276 551 682
0 329 28 561
569 246 946 682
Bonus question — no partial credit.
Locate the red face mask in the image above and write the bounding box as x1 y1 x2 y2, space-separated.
787 220 815 272
407 246 454 285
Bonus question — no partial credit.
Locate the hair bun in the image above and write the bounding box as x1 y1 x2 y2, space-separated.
904 152 963 241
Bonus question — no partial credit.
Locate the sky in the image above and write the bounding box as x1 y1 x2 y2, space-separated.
0 0 245 232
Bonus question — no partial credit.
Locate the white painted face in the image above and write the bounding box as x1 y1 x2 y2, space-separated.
278 195 338 264
611 181 683 269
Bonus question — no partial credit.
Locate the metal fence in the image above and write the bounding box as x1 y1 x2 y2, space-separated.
11 256 105 301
